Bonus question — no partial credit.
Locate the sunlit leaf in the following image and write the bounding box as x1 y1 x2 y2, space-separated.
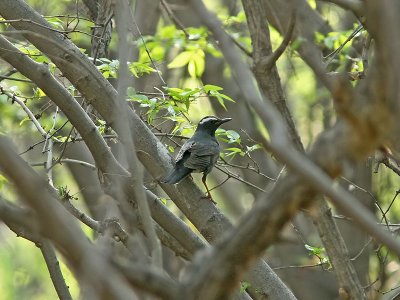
203 84 223 92
168 51 193 68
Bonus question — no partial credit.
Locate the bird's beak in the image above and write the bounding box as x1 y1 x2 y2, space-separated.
218 117 232 125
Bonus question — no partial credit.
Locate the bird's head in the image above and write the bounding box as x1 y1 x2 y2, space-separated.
195 116 232 136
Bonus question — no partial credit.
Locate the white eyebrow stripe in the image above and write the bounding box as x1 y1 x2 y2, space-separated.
199 117 218 124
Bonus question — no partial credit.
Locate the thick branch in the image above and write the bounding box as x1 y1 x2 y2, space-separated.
0 197 72 300
0 137 178 299
115 262 179 300
242 1 366 298
181 0 400 299
0 35 128 178
114 0 162 268
0 137 137 299
0 0 285 296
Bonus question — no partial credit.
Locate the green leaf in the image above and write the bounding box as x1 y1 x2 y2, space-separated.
192 49 205 77
203 84 223 92
129 62 156 78
46 17 64 30
168 51 193 68
149 45 165 61
159 25 177 39
226 130 241 144
304 244 324 256
188 59 196 78
224 147 244 158
215 95 227 110
219 93 235 102
167 105 176 116
127 94 149 102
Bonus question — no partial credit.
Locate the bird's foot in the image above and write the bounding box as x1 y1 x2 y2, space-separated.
201 193 216 205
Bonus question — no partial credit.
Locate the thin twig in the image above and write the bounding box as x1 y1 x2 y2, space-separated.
228 34 252 57
130 6 166 86
324 24 363 65
218 159 276 181
160 0 190 38
273 262 328 271
215 165 266 192
0 18 94 39
59 158 97 170
0 75 33 83
209 175 230 192
19 120 70 155
92 13 113 65
1 87 47 137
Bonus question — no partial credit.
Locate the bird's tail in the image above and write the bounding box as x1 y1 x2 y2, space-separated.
161 166 192 184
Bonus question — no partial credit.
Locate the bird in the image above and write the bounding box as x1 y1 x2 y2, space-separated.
161 116 232 202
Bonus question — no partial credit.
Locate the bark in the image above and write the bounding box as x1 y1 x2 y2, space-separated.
0 1 292 298
180 0 400 299
242 0 366 297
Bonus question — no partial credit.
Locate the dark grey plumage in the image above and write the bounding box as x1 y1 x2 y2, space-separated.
161 116 231 199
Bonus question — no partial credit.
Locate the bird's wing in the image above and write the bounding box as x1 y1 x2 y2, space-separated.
182 141 220 171
175 140 196 163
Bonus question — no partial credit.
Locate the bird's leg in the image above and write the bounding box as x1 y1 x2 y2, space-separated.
201 174 216 204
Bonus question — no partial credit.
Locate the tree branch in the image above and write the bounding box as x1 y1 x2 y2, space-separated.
181 0 400 299
0 137 176 299
0 197 73 300
40 240 73 300
0 1 285 296
114 0 163 268
259 11 296 71
242 0 366 298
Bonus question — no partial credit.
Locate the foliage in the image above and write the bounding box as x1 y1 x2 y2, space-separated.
127 84 234 125
0 0 399 299
137 25 221 79
304 244 330 267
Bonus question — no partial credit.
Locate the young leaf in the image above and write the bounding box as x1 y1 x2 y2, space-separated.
203 84 223 92
168 51 193 68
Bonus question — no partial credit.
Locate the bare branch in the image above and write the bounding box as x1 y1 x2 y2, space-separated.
181 0 400 299
0 74 33 83
0 0 305 296
114 261 179 300
59 158 97 170
0 34 129 178
0 87 47 138
160 0 189 38
114 0 163 268
0 197 73 300
0 137 174 299
40 240 73 300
